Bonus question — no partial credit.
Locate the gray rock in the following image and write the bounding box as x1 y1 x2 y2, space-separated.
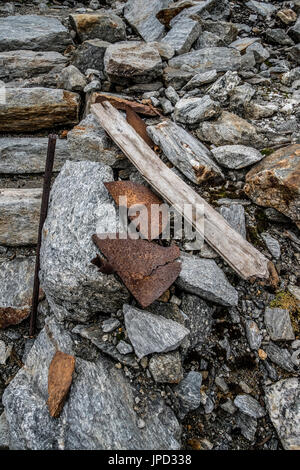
181 70 217 91
229 83 256 114
247 42 270 64
211 145 263 169
174 371 202 418
174 95 221 125
194 30 223 49
123 304 190 359
149 41 175 60
246 101 278 119
0 15 72 52
200 19 238 45
71 39 110 74
196 111 260 147
176 254 239 306
70 13 126 43
289 44 300 64
0 257 36 328
169 47 241 73
265 378 300 450
0 2 14 14
265 342 295 372
73 324 138 368
220 204 246 239
165 86 179 105
0 340 12 365
180 294 213 351
160 97 174 115
149 352 183 383
161 17 201 55
235 411 257 441
246 1 277 17
0 50 67 82
244 319 262 350
264 308 295 341
56 65 87 92
0 189 41 245
288 16 300 42
163 66 194 89
0 413 9 449
220 399 237 415
266 28 294 46
104 41 162 84
288 285 300 302
169 0 219 26
229 37 260 52
260 233 281 259
39 161 130 322
67 114 125 168
207 71 241 104
3 316 181 450
124 0 169 42
0 137 72 174
147 120 223 184
233 394 266 418
102 318 120 333
0 88 80 132
116 340 133 355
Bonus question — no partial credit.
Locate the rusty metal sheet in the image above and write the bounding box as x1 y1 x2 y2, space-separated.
126 106 154 148
104 181 167 240
92 234 181 308
94 93 161 116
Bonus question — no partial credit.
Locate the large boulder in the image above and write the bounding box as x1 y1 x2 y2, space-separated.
104 41 163 84
70 13 126 43
39 161 130 323
244 144 300 226
2 316 181 450
0 15 72 52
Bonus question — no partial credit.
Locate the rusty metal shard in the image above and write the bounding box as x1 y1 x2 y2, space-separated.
94 93 160 116
104 181 166 240
47 350 75 418
126 106 154 148
92 234 181 307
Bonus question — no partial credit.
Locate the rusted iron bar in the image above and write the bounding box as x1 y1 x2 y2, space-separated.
29 134 56 337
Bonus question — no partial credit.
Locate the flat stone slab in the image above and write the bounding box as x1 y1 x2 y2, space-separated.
264 308 295 341
70 13 126 43
124 0 169 42
71 39 110 74
0 15 72 52
0 88 80 132
0 257 36 329
161 17 201 55
0 188 41 245
211 145 264 169
265 378 300 450
169 47 241 73
39 161 130 322
0 51 67 82
104 41 162 84
174 95 221 125
233 394 266 418
176 254 239 306
123 304 189 359
3 316 181 450
219 204 246 239
0 138 71 174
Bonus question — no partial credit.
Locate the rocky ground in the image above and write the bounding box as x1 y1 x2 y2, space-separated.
0 0 299 451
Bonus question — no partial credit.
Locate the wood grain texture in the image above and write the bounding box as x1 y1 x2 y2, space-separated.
91 101 275 283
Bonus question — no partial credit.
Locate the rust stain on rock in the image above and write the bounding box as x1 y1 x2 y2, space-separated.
47 350 75 419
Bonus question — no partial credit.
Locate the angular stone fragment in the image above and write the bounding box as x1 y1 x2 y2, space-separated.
176 255 238 306
67 114 125 167
265 342 295 372
174 371 202 418
264 308 295 341
174 95 221 124
211 145 263 169
3 316 181 450
104 42 162 84
247 42 270 64
200 19 238 45
156 0 209 26
196 111 260 146
246 1 277 17
0 15 72 52
265 378 300 450
0 138 71 174
244 145 300 225
56 65 87 92
39 161 130 322
244 319 262 350
161 17 201 55
234 411 257 441
169 47 241 73
229 37 260 51
260 233 281 259
116 341 133 355
147 120 223 184
233 394 266 418
288 16 300 42
47 351 75 418
124 0 169 42
149 41 175 60
180 294 213 351
277 9 298 25
123 304 189 359
0 257 37 329
0 413 9 449
265 28 294 46
0 50 67 82
0 88 80 132
181 70 217 91
0 189 41 245
220 204 246 239
71 39 110 74
70 13 126 43
207 71 241 104
149 352 183 383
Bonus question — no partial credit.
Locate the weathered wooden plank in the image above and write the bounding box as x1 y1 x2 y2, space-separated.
91 101 277 284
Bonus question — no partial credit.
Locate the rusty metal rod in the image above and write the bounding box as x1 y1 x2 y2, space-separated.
29 134 57 337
